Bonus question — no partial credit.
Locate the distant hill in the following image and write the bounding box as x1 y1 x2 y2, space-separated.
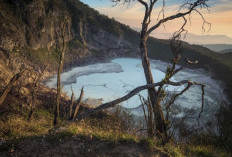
152 32 232 45
184 34 232 45
203 44 232 52
220 49 232 53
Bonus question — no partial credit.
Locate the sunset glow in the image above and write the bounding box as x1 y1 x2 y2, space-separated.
80 0 232 38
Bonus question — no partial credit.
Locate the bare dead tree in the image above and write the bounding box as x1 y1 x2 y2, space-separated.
110 0 209 141
28 67 47 121
69 85 75 119
0 69 26 106
70 86 84 120
139 94 154 138
54 20 68 126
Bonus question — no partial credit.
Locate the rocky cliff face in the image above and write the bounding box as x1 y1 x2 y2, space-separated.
0 0 137 63
0 0 138 88
0 0 74 51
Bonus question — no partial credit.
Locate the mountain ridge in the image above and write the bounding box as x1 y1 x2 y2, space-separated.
203 44 232 52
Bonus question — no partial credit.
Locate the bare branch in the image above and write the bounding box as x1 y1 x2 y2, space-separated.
69 84 75 119
73 79 200 121
193 9 211 33
146 0 209 36
0 69 26 106
54 19 68 126
70 86 84 120
157 0 165 20
139 94 148 125
167 81 205 118
138 0 148 9
74 82 163 121
197 85 205 123
139 93 155 137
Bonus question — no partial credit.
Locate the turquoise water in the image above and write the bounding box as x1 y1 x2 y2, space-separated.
46 58 224 116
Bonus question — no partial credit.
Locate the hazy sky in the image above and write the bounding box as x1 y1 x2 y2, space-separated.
80 0 232 38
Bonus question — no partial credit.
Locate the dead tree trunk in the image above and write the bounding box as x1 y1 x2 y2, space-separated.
140 31 167 139
0 69 25 106
113 0 208 142
69 85 75 119
70 87 84 120
139 94 154 138
54 21 67 126
75 80 204 121
28 67 47 121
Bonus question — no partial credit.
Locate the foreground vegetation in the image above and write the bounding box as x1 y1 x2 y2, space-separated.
0 105 231 157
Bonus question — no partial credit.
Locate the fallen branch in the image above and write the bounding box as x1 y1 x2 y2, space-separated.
74 80 197 121
70 86 84 120
0 69 26 106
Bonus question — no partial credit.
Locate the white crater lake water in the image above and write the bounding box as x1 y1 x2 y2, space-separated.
46 58 225 120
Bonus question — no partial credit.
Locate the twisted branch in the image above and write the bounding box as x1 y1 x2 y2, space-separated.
74 80 204 121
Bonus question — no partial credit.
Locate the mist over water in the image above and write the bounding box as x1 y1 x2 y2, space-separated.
46 58 225 122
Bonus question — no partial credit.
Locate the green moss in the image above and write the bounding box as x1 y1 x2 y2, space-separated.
10 47 60 68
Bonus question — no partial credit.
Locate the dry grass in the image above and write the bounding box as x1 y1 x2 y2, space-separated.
0 107 231 157
0 109 54 140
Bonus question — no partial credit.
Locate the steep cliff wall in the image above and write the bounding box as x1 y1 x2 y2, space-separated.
0 0 70 51
0 0 138 89
0 0 138 67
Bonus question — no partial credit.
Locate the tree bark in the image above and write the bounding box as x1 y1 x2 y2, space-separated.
115 0 208 142
74 80 201 121
54 45 66 126
140 94 154 138
70 86 84 120
69 85 75 119
140 37 167 139
0 69 25 106
54 21 67 126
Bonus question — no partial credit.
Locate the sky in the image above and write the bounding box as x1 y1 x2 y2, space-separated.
79 0 232 40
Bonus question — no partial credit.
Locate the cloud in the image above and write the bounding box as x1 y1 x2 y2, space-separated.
211 2 232 13
96 2 144 20
92 0 232 38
